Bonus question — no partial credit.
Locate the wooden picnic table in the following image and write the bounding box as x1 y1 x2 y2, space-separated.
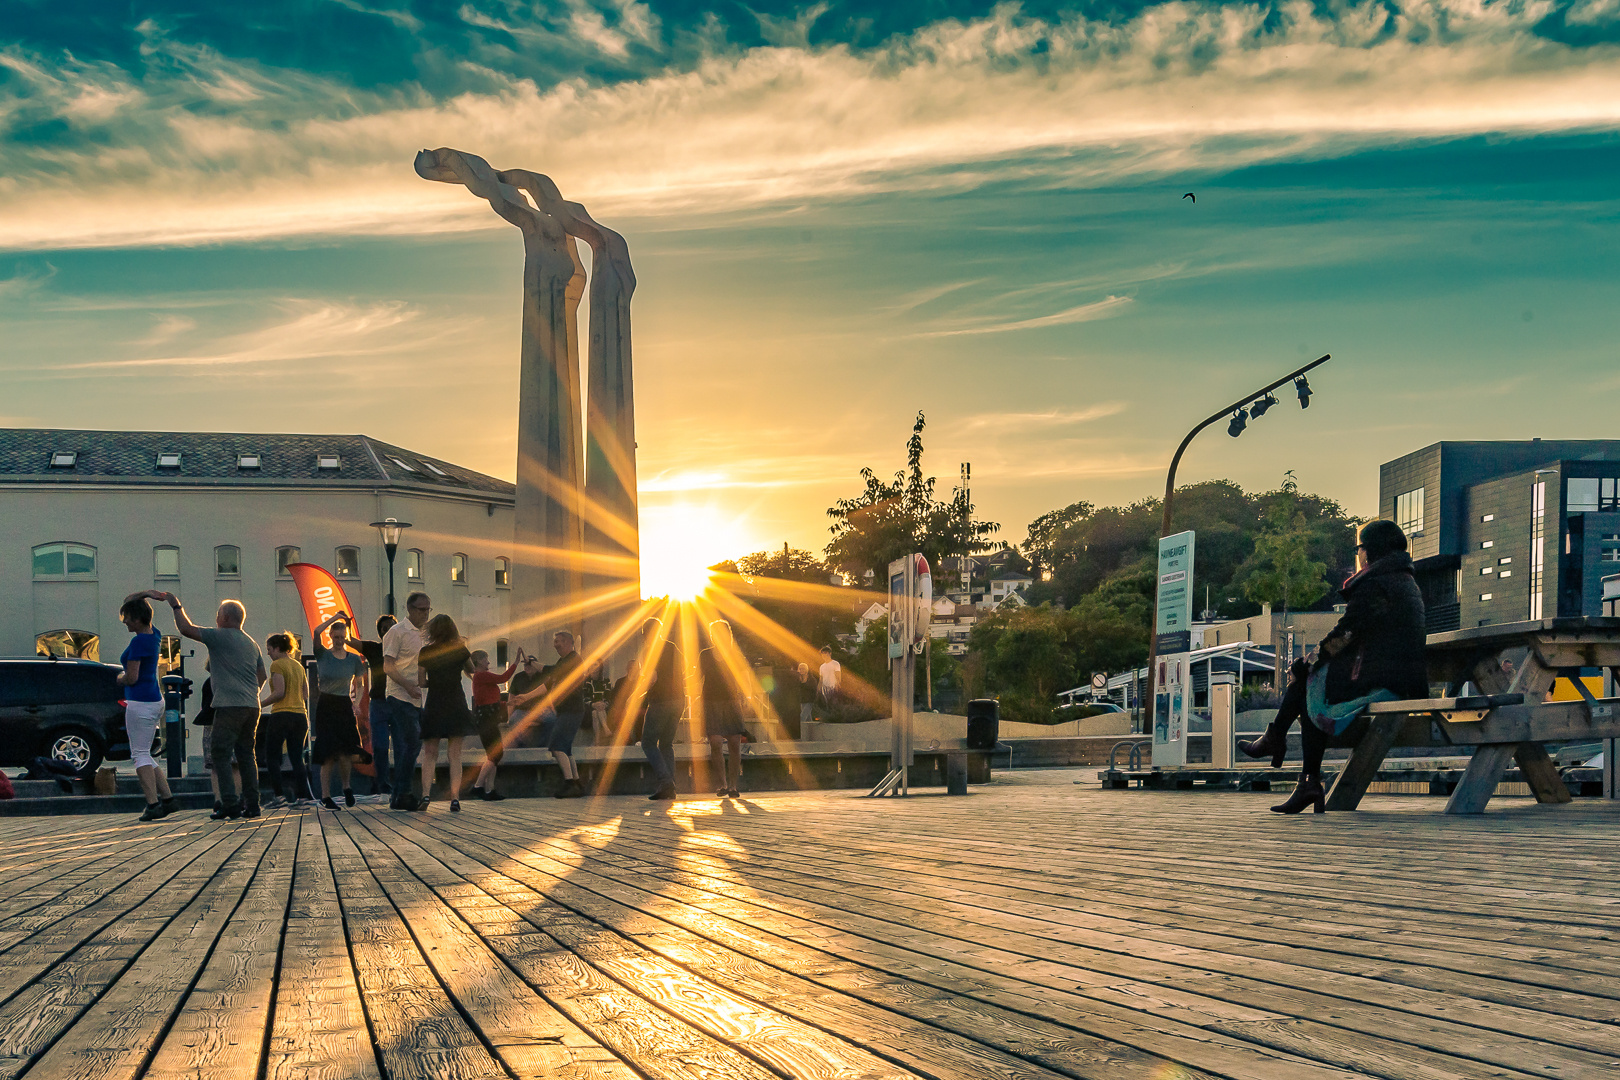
1325 616 1620 814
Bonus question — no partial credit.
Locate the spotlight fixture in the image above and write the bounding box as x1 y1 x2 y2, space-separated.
1249 393 1278 418
1295 376 1313 409
1227 408 1248 438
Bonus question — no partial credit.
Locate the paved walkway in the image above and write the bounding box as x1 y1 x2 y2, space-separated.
1 771 1617 1079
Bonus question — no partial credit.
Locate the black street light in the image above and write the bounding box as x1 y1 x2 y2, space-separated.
1143 354 1331 732
369 517 413 616
1249 393 1279 418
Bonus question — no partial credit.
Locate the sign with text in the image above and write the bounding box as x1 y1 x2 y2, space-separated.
1152 531 1194 768
1154 531 1195 638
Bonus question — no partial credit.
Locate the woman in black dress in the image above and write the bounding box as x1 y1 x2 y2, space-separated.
701 620 749 798
416 614 476 812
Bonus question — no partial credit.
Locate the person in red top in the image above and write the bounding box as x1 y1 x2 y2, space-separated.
469 648 518 800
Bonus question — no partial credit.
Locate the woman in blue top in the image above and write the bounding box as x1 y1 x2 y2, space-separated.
117 596 176 822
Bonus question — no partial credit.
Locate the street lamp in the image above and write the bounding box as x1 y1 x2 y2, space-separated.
1144 354 1331 731
369 517 413 616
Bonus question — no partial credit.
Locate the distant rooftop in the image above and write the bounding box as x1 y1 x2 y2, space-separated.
0 429 514 498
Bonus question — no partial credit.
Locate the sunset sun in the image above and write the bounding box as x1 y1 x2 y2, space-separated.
639 502 757 601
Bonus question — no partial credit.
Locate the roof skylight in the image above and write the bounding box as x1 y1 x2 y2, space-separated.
49 451 77 468
237 453 261 469
156 452 181 468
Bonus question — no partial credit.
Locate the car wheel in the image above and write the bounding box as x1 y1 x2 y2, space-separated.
46 726 104 777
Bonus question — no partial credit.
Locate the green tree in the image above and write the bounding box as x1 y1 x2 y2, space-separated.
717 547 855 664
1237 474 1331 617
825 411 999 581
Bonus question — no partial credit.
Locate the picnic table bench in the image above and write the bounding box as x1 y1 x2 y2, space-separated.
1326 616 1620 814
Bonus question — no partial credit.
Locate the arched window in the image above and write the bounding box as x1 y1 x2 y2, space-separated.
495 557 511 588
450 553 468 584
334 546 360 576
405 548 424 582
154 546 180 578
276 546 301 576
32 543 96 580
215 545 241 577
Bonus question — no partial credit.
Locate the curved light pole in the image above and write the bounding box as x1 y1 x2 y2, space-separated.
1143 355 1331 731
369 517 413 616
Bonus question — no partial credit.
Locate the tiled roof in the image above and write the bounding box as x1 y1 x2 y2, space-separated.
0 429 514 498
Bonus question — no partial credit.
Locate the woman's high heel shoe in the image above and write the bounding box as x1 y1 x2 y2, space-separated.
1238 730 1287 769
1270 778 1326 815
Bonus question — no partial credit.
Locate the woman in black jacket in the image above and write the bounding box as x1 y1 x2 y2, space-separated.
1240 519 1428 813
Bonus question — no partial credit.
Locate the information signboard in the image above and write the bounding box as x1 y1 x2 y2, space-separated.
1153 530 1195 767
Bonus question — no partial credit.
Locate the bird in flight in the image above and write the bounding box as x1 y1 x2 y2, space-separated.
1183 192 1196 202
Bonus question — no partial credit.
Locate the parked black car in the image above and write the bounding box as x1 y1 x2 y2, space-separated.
0 657 131 775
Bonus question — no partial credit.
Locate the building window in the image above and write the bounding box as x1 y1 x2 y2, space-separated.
154 546 180 578
1480 541 1494 549
49 450 77 468
35 629 99 661
335 546 360 576
451 553 468 584
156 451 181 469
1498 557 1512 564
495 557 510 588
496 639 509 666
276 546 301 576
1499 569 1513 577
1481 593 1494 601
317 453 341 470
32 543 96 579
1481 514 1494 522
389 456 417 473
1529 480 1545 620
1395 488 1425 535
215 545 241 577
1480 566 1494 575
422 461 450 477
237 453 261 470
405 549 423 582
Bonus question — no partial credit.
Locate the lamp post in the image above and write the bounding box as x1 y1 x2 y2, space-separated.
369 517 413 616
1143 355 1331 732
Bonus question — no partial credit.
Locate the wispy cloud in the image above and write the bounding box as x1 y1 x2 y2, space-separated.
4 2 1620 250
914 295 1133 337
956 402 1129 433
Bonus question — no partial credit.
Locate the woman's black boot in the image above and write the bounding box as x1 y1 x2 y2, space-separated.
1238 730 1287 768
1270 777 1326 815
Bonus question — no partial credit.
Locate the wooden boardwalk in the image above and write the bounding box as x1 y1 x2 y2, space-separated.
2 770 1618 1080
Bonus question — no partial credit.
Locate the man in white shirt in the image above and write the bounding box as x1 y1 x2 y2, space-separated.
817 646 841 718
381 591 430 810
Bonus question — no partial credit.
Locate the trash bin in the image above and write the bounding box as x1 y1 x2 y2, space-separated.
966 698 999 750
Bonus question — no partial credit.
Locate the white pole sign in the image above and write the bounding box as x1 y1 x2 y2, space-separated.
1153 530 1195 768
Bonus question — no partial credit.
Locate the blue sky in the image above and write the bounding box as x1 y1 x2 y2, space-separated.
4 1 1620 563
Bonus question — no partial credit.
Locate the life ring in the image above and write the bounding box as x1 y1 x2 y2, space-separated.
913 554 932 652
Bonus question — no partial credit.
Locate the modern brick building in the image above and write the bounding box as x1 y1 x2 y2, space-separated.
1379 440 1620 631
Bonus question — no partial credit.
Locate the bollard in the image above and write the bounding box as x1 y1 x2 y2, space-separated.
1209 672 1237 769
946 753 968 796
160 674 193 780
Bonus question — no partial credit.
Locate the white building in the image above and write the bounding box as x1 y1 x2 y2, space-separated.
2 429 522 681
987 571 1033 605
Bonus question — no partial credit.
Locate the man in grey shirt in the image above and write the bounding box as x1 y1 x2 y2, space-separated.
136 590 268 819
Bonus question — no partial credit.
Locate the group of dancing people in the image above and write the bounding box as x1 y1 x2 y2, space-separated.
113 586 763 820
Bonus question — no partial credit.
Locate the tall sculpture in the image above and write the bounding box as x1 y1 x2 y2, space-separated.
414 148 640 652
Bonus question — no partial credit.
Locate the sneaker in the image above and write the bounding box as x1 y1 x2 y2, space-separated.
410 796 429 811
159 797 178 817
320 796 343 811
139 802 163 822
450 799 461 813
212 803 242 821
343 788 355 807
211 800 225 817
241 805 261 819
481 790 506 802
649 783 677 801
560 779 585 799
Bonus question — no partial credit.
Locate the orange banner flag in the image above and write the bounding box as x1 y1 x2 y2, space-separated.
285 562 358 649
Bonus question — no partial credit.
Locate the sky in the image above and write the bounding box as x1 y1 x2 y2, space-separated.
4 0 1620 571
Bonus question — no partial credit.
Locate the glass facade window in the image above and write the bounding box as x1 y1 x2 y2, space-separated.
1529 480 1545 620
215 545 241 577
1395 488 1425 534
335 546 360 576
405 549 423 582
276 546 301 576
154 546 180 578
1566 477 1620 514
495 557 510 588
451 553 468 584
32 543 96 579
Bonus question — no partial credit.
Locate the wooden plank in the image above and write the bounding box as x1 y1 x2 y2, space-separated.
142 818 300 1079
1512 743 1573 805
12 815 287 1080
1444 743 1518 814
264 813 381 1080
1323 716 1405 811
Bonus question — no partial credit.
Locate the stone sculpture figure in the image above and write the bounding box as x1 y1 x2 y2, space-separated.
414 148 640 648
